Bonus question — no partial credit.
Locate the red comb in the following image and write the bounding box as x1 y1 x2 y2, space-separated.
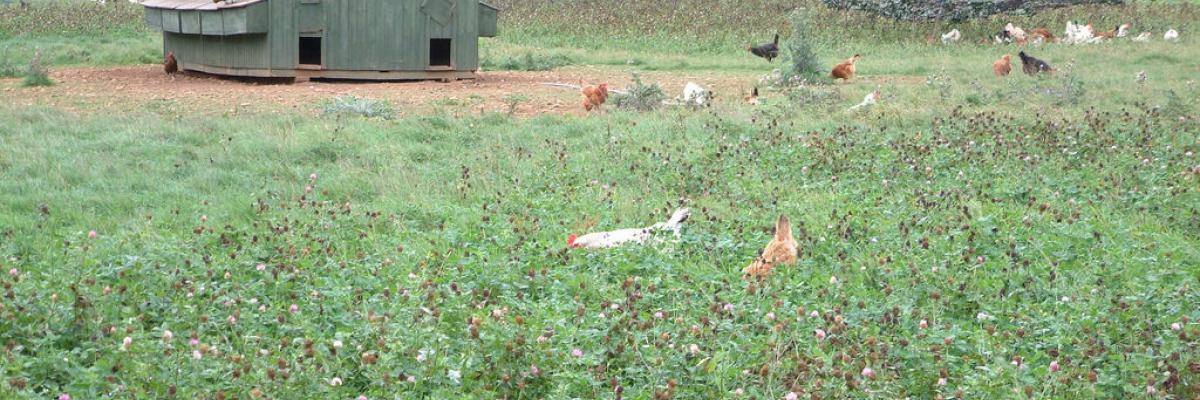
567 234 577 248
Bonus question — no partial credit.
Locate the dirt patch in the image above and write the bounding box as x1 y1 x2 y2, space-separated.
3 65 769 117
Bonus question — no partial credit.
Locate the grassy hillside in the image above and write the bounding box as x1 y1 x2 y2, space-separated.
1 0 1198 399
2 100 1197 398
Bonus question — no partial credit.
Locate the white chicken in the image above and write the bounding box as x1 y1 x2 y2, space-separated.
682 82 710 106
568 208 690 250
1063 21 1078 43
1164 29 1179 41
1064 21 1095 44
941 29 961 44
1116 23 1131 38
1003 23 1027 43
846 90 880 113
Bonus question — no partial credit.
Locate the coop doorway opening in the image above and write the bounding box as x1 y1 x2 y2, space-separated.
299 36 322 66
429 39 452 67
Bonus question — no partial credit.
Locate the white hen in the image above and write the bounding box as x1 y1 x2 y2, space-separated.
1116 24 1131 38
846 90 880 113
1064 21 1095 44
1004 23 1027 42
568 208 690 249
1164 29 1179 41
941 29 961 44
682 82 710 106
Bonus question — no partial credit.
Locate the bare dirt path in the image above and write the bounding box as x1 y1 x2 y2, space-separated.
4 65 768 117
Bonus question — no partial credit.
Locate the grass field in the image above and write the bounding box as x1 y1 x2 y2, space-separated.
1 1 1199 399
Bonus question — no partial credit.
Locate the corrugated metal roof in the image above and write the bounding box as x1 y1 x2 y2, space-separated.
141 0 264 11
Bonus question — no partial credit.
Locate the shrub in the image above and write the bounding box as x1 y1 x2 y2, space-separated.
322 95 395 119
609 73 665 112
782 8 824 85
924 67 953 101
501 93 528 116
964 80 991 106
1057 71 1086 105
21 50 51 87
1045 62 1086 105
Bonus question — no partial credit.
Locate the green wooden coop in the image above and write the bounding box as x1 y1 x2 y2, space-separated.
142 0 499 80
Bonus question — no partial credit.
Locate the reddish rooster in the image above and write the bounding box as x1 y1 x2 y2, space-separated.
164 51 178 76
581 83 609 112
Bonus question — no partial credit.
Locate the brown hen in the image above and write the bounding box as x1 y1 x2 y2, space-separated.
743 215 798 278
831 54 860 82
581 83 609 112
993 54 1011 77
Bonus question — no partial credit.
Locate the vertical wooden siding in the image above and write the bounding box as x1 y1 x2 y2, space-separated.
268 0 296 70
157 0 486 73
455 0 479 70
164 32 271 69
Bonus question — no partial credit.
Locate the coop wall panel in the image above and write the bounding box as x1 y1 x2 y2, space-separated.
478 3 497 37
244 4 269 33
179 11 201 34
162 10 181 32
268 0 296 69
325 0 411 71
222 8 248 34
456 0 480 69
298 1 324 34
221 34 272 69
201 11 224 35
407 0 428 69
165 32 271 70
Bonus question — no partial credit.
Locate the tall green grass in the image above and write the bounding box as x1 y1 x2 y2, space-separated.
1 89 1198 397
1 2 1199 398
0 0 158 67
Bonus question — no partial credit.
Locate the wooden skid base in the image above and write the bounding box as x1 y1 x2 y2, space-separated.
180 63 477 81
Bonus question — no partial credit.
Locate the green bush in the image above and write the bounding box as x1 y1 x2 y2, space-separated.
924 67 953 100
609 73 666 112
782 8 824 85
501 93 529 116
20 50 51 87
